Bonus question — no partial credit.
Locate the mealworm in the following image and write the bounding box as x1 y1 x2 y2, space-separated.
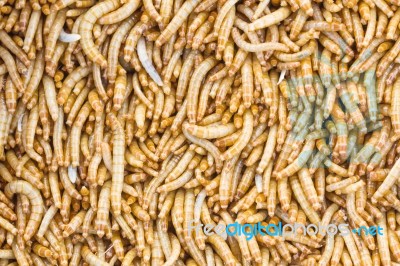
0 0 397 264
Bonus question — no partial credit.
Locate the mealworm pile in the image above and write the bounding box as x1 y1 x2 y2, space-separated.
1 0 400 264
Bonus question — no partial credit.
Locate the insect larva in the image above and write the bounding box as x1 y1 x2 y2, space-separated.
248 7 291 31
155 0 201 47
137 37 163 86
99 0 140 25
79 0 120 68
0 0 399 263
